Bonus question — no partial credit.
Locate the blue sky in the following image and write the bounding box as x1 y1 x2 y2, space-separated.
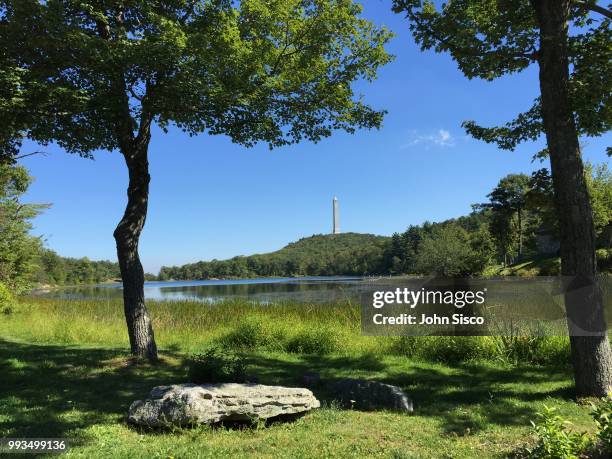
20 2 611 274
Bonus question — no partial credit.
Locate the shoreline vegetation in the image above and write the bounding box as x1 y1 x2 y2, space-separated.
2 297 580 363
28 250 612 292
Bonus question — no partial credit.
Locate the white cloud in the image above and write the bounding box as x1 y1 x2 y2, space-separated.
400 129 456 149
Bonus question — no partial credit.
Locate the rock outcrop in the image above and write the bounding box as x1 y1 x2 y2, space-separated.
128 383 320 426
327 378 413 412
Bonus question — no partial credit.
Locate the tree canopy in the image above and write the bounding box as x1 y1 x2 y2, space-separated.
1 0 393 158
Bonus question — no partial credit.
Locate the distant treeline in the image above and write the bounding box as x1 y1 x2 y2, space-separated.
34 249 121 286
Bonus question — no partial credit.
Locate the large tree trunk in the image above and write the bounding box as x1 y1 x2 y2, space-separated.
532 0 611 396
114 140 158 360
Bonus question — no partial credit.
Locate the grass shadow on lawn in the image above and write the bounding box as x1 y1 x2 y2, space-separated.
246 353 575 436
386 362 574 435
0 339 184 442
0 339 575 443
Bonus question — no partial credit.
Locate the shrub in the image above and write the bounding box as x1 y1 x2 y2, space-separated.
389 336 419 357
186 347 247 383
419 336 495 363
532 337 571 365
389 336 497 363
491 335 570 366
537 257 561 276
0 282 16 314
597 248 612 273
591 393 612 452
285 326 344 354
527 405 589 459
220 316 285 350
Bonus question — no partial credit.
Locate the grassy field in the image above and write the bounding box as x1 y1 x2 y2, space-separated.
0 297 599 458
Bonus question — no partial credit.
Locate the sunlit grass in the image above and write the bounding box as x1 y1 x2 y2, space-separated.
3 296 574 365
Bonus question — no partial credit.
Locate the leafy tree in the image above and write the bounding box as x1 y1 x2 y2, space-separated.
392 0 612 396
488 208 517 265
526 168 559 237
399 225 421 272
478 174 530 263
526 163 611 248
385 232 408 274
414 223 494 277
490 174 530 259
0 63 23 161
0 163 46 292
2 0 392 359
585 162 612 245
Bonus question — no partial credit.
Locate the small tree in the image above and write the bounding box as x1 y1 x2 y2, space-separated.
393 0 612 395
585 163 612 244
0 163 46 293
2 0 392 359
415 223 493 277
527 164 612 247
481 174 530 263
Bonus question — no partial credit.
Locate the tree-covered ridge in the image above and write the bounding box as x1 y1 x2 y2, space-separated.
159 233 390 280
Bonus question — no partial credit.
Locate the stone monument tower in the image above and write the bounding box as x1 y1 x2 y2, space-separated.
333 197 340 234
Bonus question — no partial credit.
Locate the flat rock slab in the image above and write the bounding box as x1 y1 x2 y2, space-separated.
128 383 320 427
328 378 413 413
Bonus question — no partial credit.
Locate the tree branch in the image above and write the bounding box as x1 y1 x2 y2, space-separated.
136 79 154 146
94 8 137 152
14 151 48 160
411 14 538 61
577 1 612 19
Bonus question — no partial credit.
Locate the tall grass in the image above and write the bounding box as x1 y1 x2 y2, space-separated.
1 296 573 365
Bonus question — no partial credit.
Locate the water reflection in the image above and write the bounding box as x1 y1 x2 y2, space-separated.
39 277 370 304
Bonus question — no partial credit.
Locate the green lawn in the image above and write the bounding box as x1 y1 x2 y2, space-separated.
0 298 595 458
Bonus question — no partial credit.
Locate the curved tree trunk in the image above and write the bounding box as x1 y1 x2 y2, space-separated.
114 140 158 360
533 0 611 396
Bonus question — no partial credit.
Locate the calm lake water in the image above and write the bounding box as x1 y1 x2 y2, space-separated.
39 277 373 304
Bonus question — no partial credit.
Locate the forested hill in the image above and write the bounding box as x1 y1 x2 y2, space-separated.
158 233 390 280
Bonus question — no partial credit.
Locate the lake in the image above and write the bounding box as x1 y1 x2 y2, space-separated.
38 276 373 304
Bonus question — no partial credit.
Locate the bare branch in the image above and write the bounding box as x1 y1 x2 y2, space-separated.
14 151 48 160
576 1 612 19
128 86 143 102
